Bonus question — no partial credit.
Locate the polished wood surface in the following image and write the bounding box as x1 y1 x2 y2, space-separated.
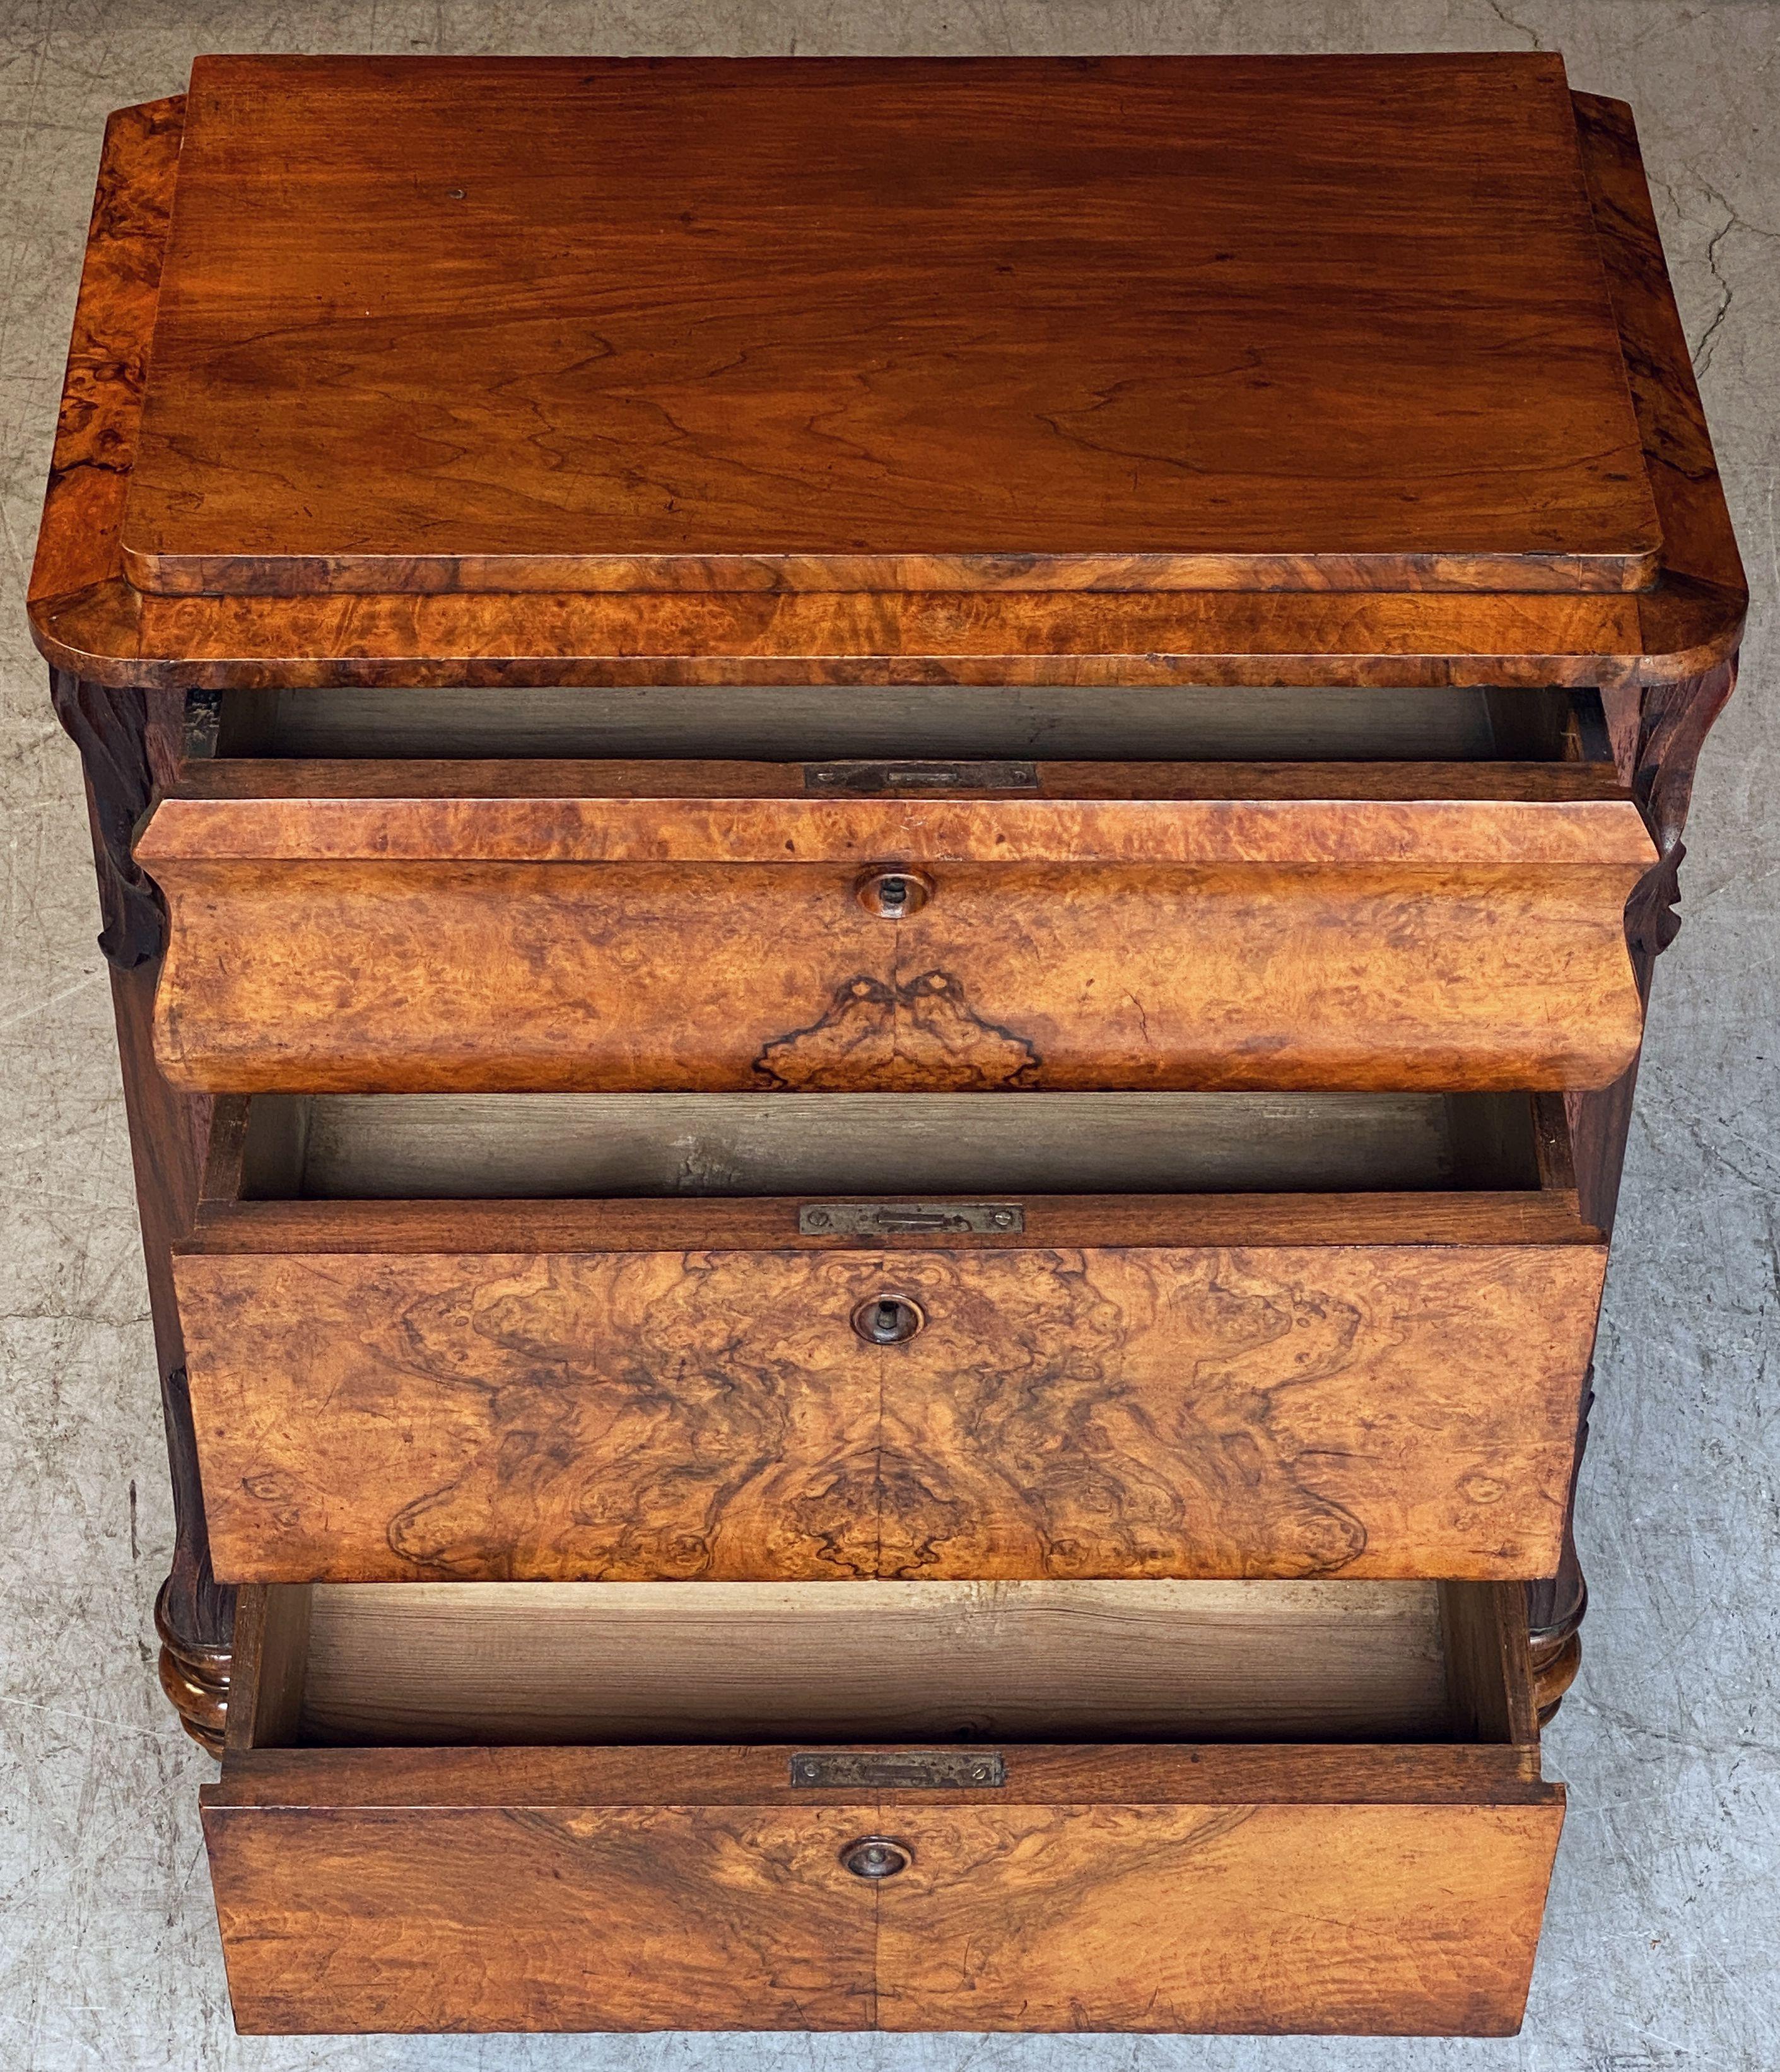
188 1193 1598 1254
208 1787 879 2030
143 766 1658 1094
870 1801 1559 2034
138 764 1653 1094
203 1582 1560 2035
203 1794 1559 2034
143 857 1651 1094
28 98 181 629
50 656 239 1750
127 54 1654 600
27 89 1743 688
33 62 1745 2043
1574 96 1748 675
176 1222 1603 1584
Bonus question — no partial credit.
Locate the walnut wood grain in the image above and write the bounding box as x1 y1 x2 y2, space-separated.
1572 95 1748 678
33 582 1656 693
26 85 1743 688
163 755 1645 807
139 852 1651 1095
205 1796 878 2032
872 1801 1559 2034
185 1190 1601 1255
136 773 1654 1097
26 97 181 631
201 1735 1560 2035
127 55 1654 600
218 1740 1551 1805
175 1230 1603 1584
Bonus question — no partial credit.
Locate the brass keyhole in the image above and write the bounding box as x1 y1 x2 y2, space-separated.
856 867 933 918
842 1836 912 1880
852 1294 925 1345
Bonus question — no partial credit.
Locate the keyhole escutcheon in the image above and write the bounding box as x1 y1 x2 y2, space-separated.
856 867 934 918
852 1294 925 1345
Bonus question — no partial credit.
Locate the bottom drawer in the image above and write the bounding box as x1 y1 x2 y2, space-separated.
205 1577 1562 2035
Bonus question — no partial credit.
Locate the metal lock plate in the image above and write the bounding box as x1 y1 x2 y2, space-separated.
804 759 1039 794
791 1751 1008 1789
799 1201 1024 1236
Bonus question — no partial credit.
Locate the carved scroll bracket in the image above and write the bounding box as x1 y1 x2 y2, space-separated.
50 669 165 968
1608 657 1737 968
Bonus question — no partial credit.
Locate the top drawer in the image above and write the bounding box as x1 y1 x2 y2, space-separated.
136 756 1654 1096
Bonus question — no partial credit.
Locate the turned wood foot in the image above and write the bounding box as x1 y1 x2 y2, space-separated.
1526 1524 1588 1725
1530 1620 1584 1726
1526 1371 1591 1726
155 1578 230 1755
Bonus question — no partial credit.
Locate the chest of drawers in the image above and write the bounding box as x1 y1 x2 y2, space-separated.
32 52 1743 2037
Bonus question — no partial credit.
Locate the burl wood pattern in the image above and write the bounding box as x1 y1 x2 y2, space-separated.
1574 95 1748 677
176 1239 1605 1584
127 54 1655 599
27 87 1743 688
137 789 1654 1094
201 1748 1561 2034
754 970 1040 1091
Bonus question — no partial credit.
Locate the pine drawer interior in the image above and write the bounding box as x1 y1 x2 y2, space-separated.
233 1577 1537 1748
222 1087 1565 1200
188 681 1615 764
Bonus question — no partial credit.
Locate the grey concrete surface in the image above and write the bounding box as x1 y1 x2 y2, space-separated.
1 3 1774 2067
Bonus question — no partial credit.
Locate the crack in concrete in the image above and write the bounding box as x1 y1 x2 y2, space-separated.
1487 0 1546 49
1682 175 1780 377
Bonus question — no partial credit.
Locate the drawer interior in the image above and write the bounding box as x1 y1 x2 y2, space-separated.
235 1578 1535 1750
193 681 1611 764
228 1089 1556 1200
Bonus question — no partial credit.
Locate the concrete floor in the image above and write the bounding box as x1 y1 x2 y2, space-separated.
2 3 1776 2066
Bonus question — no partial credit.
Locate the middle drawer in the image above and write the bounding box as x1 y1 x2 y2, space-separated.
177 1089 1601 1587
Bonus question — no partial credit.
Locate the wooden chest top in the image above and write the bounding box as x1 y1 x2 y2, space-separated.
28 62 1744 687
124 52 1658 601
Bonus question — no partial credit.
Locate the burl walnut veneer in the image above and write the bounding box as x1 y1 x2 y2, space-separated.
33 52 1743 2039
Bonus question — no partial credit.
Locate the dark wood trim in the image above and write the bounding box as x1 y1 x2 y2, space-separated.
50 669 163 966
181 1190 1600 1256
209 1718 1557 1809
56 677 235 1750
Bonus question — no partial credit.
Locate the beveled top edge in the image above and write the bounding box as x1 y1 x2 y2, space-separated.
26 86 1743 688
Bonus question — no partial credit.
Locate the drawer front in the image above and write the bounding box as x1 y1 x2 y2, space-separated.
137 785 1654 1094
203 1745 1563 2035
177 1216 1603 1584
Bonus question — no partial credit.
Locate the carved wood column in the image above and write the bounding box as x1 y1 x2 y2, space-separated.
53 667 233 1753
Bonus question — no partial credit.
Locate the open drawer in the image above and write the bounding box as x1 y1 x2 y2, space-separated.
176 1088 1602 1584
205 1576 1563 2034
135 754 1655 1095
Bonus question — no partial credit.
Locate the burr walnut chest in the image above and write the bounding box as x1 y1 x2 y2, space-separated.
33 52 1743 2038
